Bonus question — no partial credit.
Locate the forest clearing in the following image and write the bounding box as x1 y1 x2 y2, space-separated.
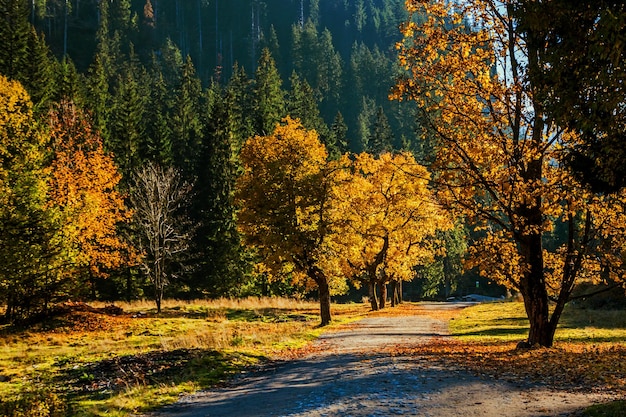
1 299 625 416
1 0 625 415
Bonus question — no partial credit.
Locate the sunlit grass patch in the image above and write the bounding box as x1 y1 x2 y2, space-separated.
557 305 626 343
448 301 529 342
449 301 626 344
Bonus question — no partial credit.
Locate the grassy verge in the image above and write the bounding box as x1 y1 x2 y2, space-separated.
443 301 626 416
0 297 367 417
449 301 626 343
584 400 626 417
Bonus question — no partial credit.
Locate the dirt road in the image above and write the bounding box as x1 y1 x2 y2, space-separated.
144 303 614 417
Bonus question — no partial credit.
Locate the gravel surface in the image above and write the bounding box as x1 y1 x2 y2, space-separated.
142 303 615 417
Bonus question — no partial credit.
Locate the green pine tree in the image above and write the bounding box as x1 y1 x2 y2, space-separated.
328 111 349 159
144 70 173 165
226 62 255 155
170 55 202 174
0 0 30 80
55 56 86 105
22 28 56 113
86 53 112 143
356 95 376 153
288 71 328 139
194 83 250 297
317 28 342 109
261 25 281 71
109 66 145 180
160 38 184 88
367 106 394 156
253 48 285 135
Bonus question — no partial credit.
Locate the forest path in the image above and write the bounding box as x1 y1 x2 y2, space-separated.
142 303 612 417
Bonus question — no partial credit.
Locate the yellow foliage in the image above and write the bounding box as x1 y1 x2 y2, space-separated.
330 152 451 284
0 75 47 208
236 117 345 294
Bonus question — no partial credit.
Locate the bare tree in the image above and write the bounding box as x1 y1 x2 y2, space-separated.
130 162 193 313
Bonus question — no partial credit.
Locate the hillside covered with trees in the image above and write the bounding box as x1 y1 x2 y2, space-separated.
2 0 469 322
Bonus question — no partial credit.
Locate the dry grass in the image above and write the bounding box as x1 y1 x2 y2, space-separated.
4 299 623 416
89 296 325 313
0 297 368 417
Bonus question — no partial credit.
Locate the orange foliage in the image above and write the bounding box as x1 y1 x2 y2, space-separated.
396 340 626 393
392 0 626 345
48 101 133 277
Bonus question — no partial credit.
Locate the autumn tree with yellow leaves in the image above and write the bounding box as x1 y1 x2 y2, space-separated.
331 152 450 310
0 75 57 322
236 117 346 325
393 0 626 347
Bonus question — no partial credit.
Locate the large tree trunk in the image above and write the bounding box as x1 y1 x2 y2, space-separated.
306 264 332 326
317 277 332 326
391 280 402 306
3 295 14 323
155 293 162 314
517 8 557 348
377 281 387 309
390 280 398 307
368 279 379 311
366 235 388 311
519 230 556 347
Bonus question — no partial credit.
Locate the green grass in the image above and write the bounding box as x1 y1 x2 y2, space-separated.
584 400 626 417
449 300 626 343
449 301 530 342
0 297 367 417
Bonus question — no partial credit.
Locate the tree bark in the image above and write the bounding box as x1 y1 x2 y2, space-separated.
368 279 379 311
377 281 387 309
317 277 332 326
517 3 557 348
390 280 402 306
155 292 162 314
305 263 332 326
4 295 14 323
519 227 555 346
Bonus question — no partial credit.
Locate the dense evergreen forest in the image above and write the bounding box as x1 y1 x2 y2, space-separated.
2 0 480 322
28 0 415 151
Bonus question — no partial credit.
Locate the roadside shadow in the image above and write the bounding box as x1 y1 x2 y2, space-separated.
453 327 528 337
143 351 556 417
